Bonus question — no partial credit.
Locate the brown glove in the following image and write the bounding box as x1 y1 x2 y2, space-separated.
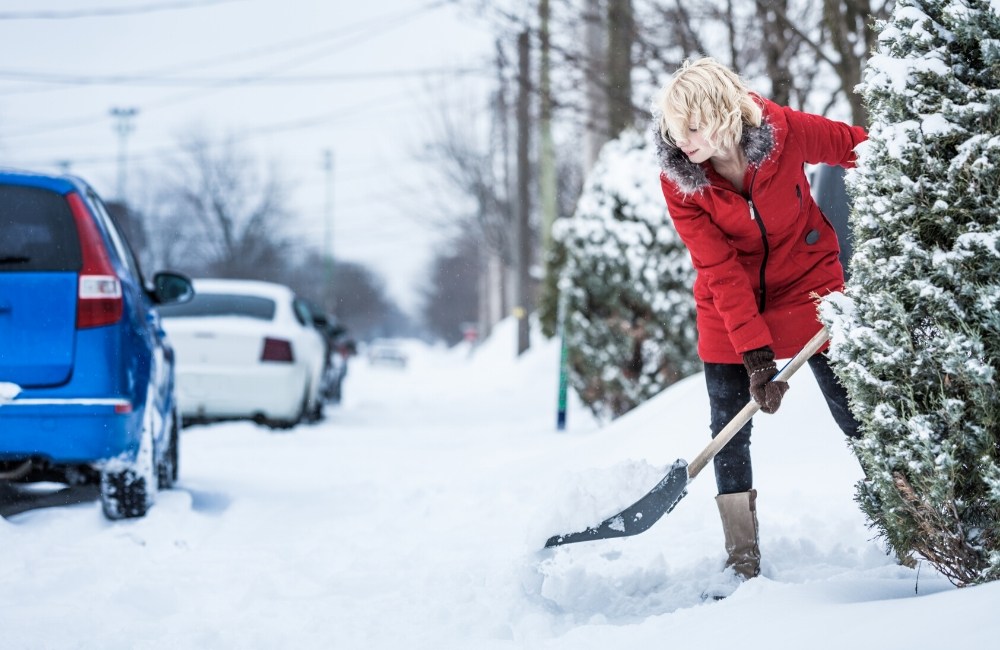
742 346 789 414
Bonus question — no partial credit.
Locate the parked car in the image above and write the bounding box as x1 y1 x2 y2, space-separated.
302 301 354 404
0 168 194 519
159 279 326 429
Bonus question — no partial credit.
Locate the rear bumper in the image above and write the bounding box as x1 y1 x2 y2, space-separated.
176 364 307 421
0 399 138 464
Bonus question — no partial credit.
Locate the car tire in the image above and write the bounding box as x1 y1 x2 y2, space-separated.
308 402 323 423
157 407 180 490
306 388 323 423
100 410 157 520
101 468 151 519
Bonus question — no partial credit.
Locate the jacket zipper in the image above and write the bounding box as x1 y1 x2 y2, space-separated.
746 168 768 313
748 199 769 312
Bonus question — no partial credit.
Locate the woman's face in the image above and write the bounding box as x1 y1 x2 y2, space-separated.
673 125 716 164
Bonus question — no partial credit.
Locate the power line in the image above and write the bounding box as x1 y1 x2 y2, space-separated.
0 0 242 20
147 0 451 78
0 0 449 98
0 0 452 94
5 86 413 158
0 0 469 140
111 1 461 119
0 65 489 87
3 87 421 164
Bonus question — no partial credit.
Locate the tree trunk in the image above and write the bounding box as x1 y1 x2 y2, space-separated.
583 0 606 169
755 0 796 106
606 0 635 138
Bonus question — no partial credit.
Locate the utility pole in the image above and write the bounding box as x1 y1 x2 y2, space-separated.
323 149 335 313
481 39 511 341
515 30 532 356
109 107 138 202
539 0 557 263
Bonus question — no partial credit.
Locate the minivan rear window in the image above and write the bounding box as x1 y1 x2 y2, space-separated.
158 293 276 320
0 184 82 272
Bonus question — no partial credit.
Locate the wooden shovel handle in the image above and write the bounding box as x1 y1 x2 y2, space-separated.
686 326 831 480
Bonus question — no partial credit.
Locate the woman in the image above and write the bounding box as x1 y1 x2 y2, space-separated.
653 58 866 581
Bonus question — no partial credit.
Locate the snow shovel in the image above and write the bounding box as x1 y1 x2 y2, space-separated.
544 326 831 548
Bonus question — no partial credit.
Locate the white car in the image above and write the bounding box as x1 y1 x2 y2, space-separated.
159 279 326 429
367 339 408 368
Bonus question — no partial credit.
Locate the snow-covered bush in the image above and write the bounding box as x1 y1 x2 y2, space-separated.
821 0 1000 586
553 128 699 421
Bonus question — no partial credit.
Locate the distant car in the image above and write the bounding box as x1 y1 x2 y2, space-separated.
0 168 194 519
159 279 326 429
367 339 408 368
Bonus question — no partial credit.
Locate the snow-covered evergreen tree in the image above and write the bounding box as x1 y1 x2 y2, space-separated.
821 0 1000 586
553 128 699 421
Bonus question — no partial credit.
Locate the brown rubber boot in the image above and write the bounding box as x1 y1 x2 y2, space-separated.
715 489 761 580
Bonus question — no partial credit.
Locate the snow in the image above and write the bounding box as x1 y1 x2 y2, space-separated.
2 318 999 649
0 382 20 403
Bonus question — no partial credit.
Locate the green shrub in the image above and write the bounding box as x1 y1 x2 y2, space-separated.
821 0 1000 586
553 128 700 421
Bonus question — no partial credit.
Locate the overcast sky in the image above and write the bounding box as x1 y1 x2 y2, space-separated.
0 0 496 315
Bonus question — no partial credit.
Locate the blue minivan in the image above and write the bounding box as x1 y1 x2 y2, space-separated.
0 169 193 519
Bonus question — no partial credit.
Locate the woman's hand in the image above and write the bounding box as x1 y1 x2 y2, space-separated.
742 347 789 414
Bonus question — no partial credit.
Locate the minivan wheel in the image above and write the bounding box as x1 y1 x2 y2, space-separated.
100 414 156 520
157 408 180 490
101 468 151 519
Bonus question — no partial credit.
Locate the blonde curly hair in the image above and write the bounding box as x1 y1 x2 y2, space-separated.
654 57 762 152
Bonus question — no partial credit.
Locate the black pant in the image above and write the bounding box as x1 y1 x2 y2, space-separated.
704 353 860 495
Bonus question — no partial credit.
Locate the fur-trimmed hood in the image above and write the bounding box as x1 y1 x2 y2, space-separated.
654 117 776 196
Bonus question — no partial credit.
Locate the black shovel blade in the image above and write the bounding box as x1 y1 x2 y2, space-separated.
544 459 690 548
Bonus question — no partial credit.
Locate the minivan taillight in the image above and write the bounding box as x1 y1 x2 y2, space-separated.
78 274 123 328
67 192 124 329
261 337 294 362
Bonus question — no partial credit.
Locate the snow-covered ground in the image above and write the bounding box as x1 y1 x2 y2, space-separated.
2 319 998 649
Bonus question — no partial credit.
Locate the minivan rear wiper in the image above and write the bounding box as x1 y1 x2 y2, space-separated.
0 255 31 265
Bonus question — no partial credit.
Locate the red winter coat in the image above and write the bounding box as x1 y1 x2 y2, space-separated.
656 96 867 364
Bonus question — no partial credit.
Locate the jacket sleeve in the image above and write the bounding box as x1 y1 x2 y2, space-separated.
780 104 868 167
661 177 773 354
